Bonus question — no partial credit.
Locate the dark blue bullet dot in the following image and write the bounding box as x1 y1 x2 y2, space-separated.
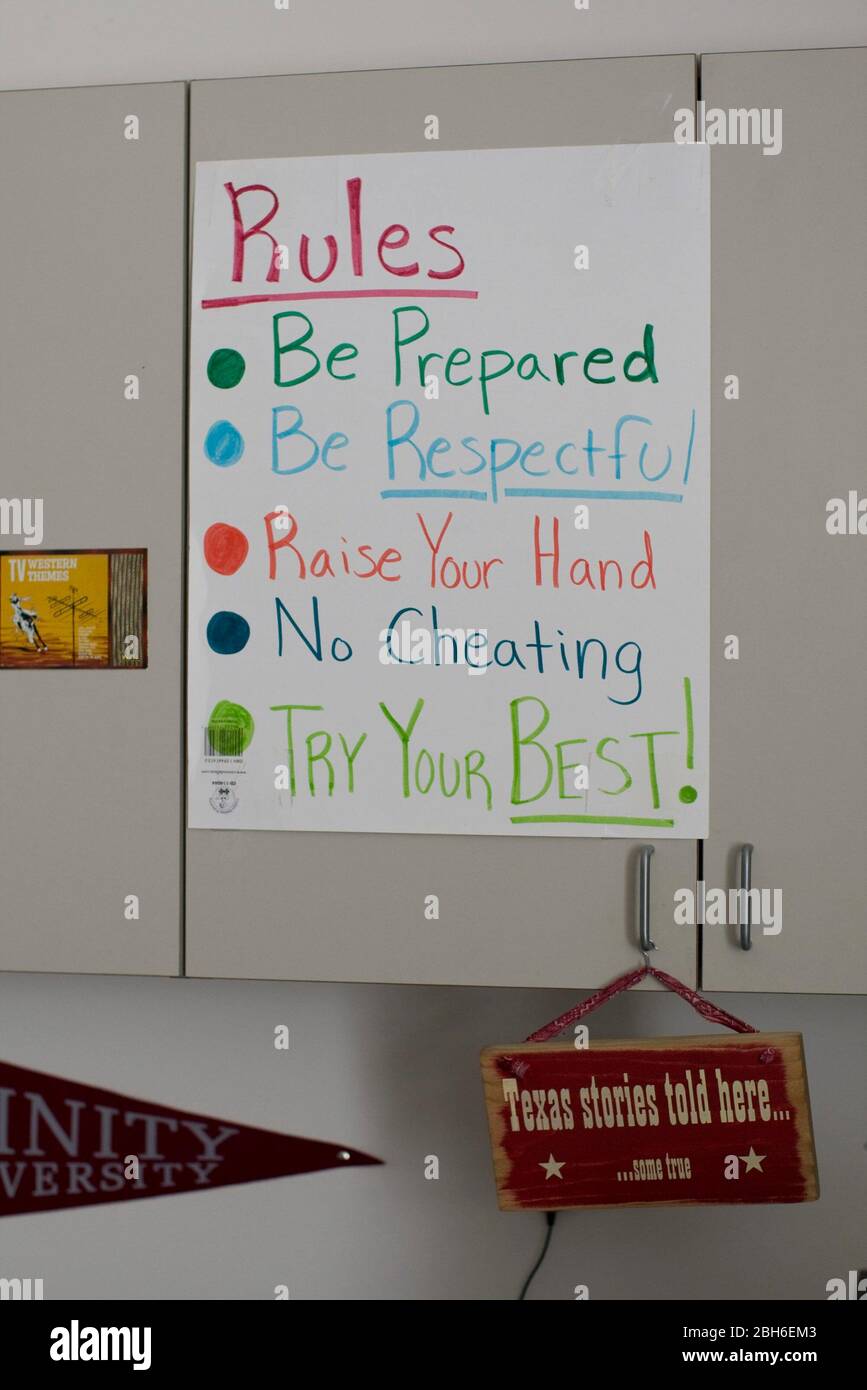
206 611 250 655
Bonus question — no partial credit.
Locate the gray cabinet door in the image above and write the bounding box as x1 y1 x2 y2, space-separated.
186 57 701 987
0 84 185 974
703 48 867 993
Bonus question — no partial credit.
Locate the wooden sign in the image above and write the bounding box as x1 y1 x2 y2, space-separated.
481 1033 818 1210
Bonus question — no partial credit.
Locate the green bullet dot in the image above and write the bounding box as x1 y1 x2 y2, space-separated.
679 785 698 804
207 348 246 389
207 700 255 756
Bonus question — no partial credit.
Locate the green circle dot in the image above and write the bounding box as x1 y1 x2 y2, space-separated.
207 348 246 389
678 784 698 804
207 700 255 756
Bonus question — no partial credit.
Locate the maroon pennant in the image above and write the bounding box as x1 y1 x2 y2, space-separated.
0 1060 382 1217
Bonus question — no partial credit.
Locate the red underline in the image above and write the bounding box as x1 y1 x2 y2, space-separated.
201 288 479 308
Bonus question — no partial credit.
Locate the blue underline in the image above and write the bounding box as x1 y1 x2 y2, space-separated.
380 487 685 503
380 488 489 501
504 488 684 502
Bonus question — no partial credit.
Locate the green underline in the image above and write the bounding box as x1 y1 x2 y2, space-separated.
510 814 676 827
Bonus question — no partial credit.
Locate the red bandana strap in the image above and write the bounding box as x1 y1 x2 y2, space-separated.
525 965 758 1043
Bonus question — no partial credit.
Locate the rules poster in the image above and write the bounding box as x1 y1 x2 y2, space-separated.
189 144 709 836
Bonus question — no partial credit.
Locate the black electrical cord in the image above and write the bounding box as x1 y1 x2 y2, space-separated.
517 1211 557 1300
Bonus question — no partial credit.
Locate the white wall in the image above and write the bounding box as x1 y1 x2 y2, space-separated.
1 0 865 1301
0 974 864 1300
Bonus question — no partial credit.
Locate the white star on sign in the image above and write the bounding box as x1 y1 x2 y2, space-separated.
539 1153 565 1180
739 1147 766 1173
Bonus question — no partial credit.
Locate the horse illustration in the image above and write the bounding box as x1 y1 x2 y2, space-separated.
9 594 48 651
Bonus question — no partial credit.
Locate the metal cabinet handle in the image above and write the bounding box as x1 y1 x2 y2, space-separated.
638 845 656 957
739 843 754 951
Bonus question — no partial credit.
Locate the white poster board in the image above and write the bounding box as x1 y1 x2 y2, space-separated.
189 143 709 837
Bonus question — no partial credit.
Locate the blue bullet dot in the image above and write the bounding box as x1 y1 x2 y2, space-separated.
207 611 250 655
204 420 245 467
